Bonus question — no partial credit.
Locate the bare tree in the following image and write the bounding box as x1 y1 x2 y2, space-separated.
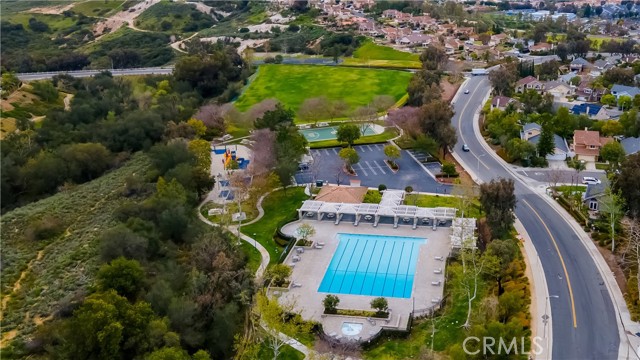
369 95 395 113
249 129 277 176
621 219 640 298
351 105 377 123
327 100 349 120
333 163 346 185
195 104 228 134
545 168 564 195
297 97 330 124
387 106 422 137
309 151 324 183
246 98 280 123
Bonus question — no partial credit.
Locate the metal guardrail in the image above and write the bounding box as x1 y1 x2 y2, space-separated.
15 67 175 80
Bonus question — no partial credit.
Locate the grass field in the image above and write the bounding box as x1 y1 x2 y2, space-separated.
135 1 214 33
234 65 412 119
8 13 79 34
71 0 125 17
240 187 309 265
404 193 482 219
344 41 421 69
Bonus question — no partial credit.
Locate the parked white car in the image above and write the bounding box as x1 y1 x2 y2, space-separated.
582 177 601 185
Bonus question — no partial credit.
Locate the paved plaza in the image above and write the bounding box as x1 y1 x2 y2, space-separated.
274 219 453 342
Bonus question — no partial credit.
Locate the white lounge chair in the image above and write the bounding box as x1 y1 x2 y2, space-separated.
434 268 442 274
431 281 441 286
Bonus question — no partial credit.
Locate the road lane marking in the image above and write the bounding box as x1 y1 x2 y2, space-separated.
456 80 490 171
374 161 387 174
522 199 578 328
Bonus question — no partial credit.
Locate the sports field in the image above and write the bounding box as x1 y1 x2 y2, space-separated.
234 64 412 116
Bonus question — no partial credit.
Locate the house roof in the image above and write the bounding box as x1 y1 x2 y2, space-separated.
523 122 542 132
315 185 368 204
491 96 514 107
574 129 604 146
528 133 569 153
611 84 640 97
571 103 602 116
571 57 590 66
584 182 607 200
545 81 569 91
621 137 640 155
516 76 539 86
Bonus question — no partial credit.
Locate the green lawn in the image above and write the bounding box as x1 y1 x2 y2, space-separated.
309 128 398 148
72 0 125 17
404 194 482 219
354 41 420 61
258 343 304 360
234 64 412 119
239 240 262 274
555 185 587 194
240 187 309 265
8 13 78 34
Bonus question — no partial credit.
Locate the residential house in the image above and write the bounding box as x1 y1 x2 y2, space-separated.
575 80 606 102
545 81 574 100
515 76 545 93
570 57 591 72
571 128 613 163
583 182 607 212
358 20 379 36
559 71 579 84
570 103 603 118
490 33 509 46
409 15 436 30
381 27 412 43
529 42 553 52
593 59 615 73
382 9 402 19
399 33 433 47
444 38 462 54
610 84 640 100
521 123 570 161
491 96 517 111
621 137 640 155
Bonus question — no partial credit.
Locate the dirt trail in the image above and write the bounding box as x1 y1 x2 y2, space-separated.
63 93 74 111
93 0 160 39
27 2 77 15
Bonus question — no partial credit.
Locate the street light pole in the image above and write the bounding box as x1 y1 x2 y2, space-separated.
543 295 559 358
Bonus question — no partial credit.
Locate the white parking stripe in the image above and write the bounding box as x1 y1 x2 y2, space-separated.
366 145 373 151
324 149 330 155
332 148 338 154
353 164 368 176
375 144 383 150
365 161 377 175
374 161 387 174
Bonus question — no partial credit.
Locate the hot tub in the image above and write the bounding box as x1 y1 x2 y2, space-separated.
341 322 363 336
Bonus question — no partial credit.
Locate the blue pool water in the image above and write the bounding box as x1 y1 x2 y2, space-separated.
299 124 378 142
318 233 425 298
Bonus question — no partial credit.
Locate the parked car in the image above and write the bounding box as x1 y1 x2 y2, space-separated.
582 177 601 185
462 144 470 152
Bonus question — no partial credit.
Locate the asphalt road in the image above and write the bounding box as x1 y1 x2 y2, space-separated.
16 67 174 81
454 76 619 359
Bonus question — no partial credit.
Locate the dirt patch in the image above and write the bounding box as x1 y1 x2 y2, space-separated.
93 0 160 38
1 118 17 140
597 243 628 293
0 330 18 348
441 79 461 103
27 2 76 15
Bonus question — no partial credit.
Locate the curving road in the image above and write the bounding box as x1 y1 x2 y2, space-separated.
16 67 174 81
453 76 619 359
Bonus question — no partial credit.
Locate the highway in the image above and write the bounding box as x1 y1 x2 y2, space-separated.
453 75 620 359
16 67 174 81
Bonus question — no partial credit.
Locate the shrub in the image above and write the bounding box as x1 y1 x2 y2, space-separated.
323 295 340 314
370 297 389 316
442 162 457 177
378 184 387 192
26 216 65 241
266 264 292 287
96 257 145 299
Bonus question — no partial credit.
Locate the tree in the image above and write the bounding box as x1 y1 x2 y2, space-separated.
323 295 340 314
370 95 395 112
326 100 349 120
614 153 640 216
194 104 228 136
537 125 555 159
1 72 21 98
556 43 569 62
339 147 359 172
100 225 148 262
506 138 536 162
187 118 207 138
442 162 457 177
600 141 626 168
370 297 389 315
599 187 625 252
536 60 560 81
255 291 312 360
336 124 361 146
569 158 586 189
295 223 316 240
601 94 616 107
619 109 640 137
418 100 456 156
383 145 401 165
619 95 633 111
297 97 329 123
266 264 292 287
603 67 635 87
489 65 517 96
97 257 145 299
188 139 212 173
254 104 295 130
478 33 491 45
407 70 441 106
413 134 438 156
420 45 448 71
479 179 516 238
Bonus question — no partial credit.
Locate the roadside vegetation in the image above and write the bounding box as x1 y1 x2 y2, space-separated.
135 2 214 33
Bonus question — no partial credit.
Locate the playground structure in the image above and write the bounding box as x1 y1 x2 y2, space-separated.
213 145 250 170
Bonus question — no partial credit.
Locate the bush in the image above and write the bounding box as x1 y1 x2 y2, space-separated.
323 295 339 314
266 264 292 287
370 297 389 316
530 156 548 167
274 55 284 64
25 216 65 241
442 162 457 177
263 56 275 64
378 184 387 191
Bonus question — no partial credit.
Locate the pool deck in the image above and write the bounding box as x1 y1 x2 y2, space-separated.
275 219 451 342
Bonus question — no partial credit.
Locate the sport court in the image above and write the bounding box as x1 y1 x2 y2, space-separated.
318 233 424 298
300 125 379 142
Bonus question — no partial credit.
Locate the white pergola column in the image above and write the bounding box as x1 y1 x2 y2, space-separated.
374 215 380 227
413 217 418 229
354 214 361 226
393 215 399 228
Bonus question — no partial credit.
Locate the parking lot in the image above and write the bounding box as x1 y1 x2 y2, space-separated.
295 144 452 193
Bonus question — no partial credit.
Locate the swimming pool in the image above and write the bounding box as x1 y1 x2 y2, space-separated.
299 124 379 142
318 233 425 298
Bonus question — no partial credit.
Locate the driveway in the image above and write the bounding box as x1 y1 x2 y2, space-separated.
295 144 452 193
